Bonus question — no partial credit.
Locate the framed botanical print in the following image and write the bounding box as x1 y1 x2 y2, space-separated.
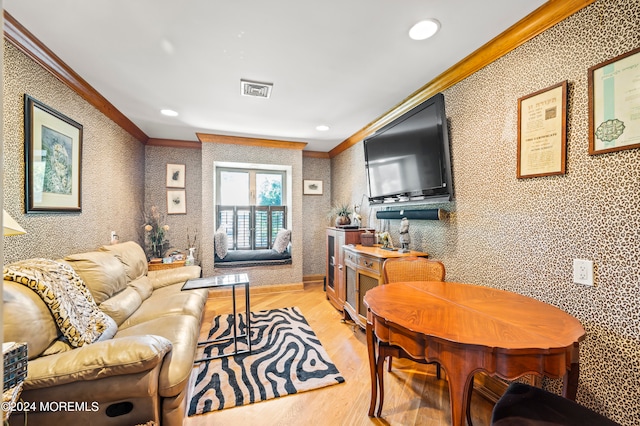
303 179 323 195
167 190 187 214
24 95 83 213
166 163 186 188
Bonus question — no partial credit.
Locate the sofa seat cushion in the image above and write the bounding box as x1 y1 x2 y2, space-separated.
119 284 207 329
147 265 201 290
25 335 172 389
115 315 201 397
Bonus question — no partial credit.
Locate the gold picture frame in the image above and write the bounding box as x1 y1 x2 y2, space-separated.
516 81 567 178
24 95 83 213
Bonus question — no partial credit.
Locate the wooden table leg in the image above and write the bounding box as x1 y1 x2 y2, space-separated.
376 344 387 417
366 321 378 417
441 359 476 426
563 362 580 400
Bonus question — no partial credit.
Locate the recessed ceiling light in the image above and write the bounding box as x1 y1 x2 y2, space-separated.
161 109 179 117
409 19 440 40
316 125 330 132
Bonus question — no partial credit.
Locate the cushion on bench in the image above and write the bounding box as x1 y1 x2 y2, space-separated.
214 246 291 268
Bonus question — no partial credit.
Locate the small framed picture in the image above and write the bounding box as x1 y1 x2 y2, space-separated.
166 163 185 188
303 179 323 195
167 190 187 214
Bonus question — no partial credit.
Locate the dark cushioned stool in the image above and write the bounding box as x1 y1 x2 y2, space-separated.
491 382 621 426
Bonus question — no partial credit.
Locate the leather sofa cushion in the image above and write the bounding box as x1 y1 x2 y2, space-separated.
3 281 60 359
147 265 201 290
64 251 127 304
129 275 154 301
119 284 207 330
99 287 142 326
100 241 148 282
115 315 200 397
25 335 172 390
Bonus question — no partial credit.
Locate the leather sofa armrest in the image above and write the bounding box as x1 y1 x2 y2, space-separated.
147 265 201 290
25 335 172 390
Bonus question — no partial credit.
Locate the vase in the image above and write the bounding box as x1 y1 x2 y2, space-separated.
335 215 351 227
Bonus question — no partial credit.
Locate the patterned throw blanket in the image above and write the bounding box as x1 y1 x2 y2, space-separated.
4 258 113 347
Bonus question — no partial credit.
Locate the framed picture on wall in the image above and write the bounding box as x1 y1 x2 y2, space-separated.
166 163 186 188
303 179 323 195
516 81 567 179
167 190 187 214
24 94 83 213
588 46 640 155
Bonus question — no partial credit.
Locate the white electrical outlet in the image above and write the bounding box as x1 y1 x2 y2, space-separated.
573 259 594 286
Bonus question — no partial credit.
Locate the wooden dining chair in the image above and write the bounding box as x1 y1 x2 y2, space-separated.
381 256 446 377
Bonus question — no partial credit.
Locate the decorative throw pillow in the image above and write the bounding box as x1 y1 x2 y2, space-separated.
272 229 291 254
214 225 228 259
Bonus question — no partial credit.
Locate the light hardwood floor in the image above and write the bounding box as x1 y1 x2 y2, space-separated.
184 282 495 426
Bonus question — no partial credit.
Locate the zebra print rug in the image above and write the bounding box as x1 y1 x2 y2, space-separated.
188 306 345 416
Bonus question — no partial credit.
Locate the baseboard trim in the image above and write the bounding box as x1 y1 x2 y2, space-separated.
207 282 304 299
303 274 325 284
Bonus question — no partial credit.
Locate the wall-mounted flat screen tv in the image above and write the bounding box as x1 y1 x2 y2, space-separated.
364 92 453 204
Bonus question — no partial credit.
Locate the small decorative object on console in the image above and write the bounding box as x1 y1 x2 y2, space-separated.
3 342 27 391
360 231 375 247
398 217 411 253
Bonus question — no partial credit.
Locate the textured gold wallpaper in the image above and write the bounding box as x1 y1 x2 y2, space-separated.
332 0 639 424
144 145 202 261
3 42 145 262
302 156 332 276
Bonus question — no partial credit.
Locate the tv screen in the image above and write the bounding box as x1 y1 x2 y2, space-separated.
364 93 452 203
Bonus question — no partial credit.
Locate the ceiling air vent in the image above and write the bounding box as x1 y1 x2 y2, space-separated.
240 80 273 99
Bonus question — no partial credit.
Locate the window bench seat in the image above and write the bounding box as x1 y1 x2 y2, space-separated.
214 247 292 268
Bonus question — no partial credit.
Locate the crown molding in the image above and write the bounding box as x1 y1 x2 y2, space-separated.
3 11 149 144
328 0 597 158
197 133 308 150
302 151 331 159
146 138 202 149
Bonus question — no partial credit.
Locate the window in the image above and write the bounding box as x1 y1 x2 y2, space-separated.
216 167 287 250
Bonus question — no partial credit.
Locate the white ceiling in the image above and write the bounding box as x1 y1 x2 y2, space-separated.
4 0 546 152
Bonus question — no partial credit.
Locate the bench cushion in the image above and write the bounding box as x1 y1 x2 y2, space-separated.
214 247 291 268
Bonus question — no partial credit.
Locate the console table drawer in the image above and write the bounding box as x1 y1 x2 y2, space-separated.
345 251 358 265
358 256 381 273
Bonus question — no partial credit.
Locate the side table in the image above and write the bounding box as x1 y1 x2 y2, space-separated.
182 273 251 362
148 260 186 271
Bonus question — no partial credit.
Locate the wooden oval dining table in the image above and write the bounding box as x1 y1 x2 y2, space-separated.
363 281 586 426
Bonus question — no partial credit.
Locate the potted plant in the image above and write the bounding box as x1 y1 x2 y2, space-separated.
331 203 352 227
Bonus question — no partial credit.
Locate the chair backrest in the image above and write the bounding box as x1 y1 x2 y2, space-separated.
383 256 446 284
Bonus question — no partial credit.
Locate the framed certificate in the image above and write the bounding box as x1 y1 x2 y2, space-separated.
517 81 567 178
589 47 640 155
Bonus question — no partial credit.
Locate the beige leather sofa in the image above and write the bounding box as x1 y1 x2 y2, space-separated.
3 241 208 425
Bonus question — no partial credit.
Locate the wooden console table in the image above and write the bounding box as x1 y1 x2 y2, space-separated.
364 281 586 426
148 260 185 271
343 244 428 327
